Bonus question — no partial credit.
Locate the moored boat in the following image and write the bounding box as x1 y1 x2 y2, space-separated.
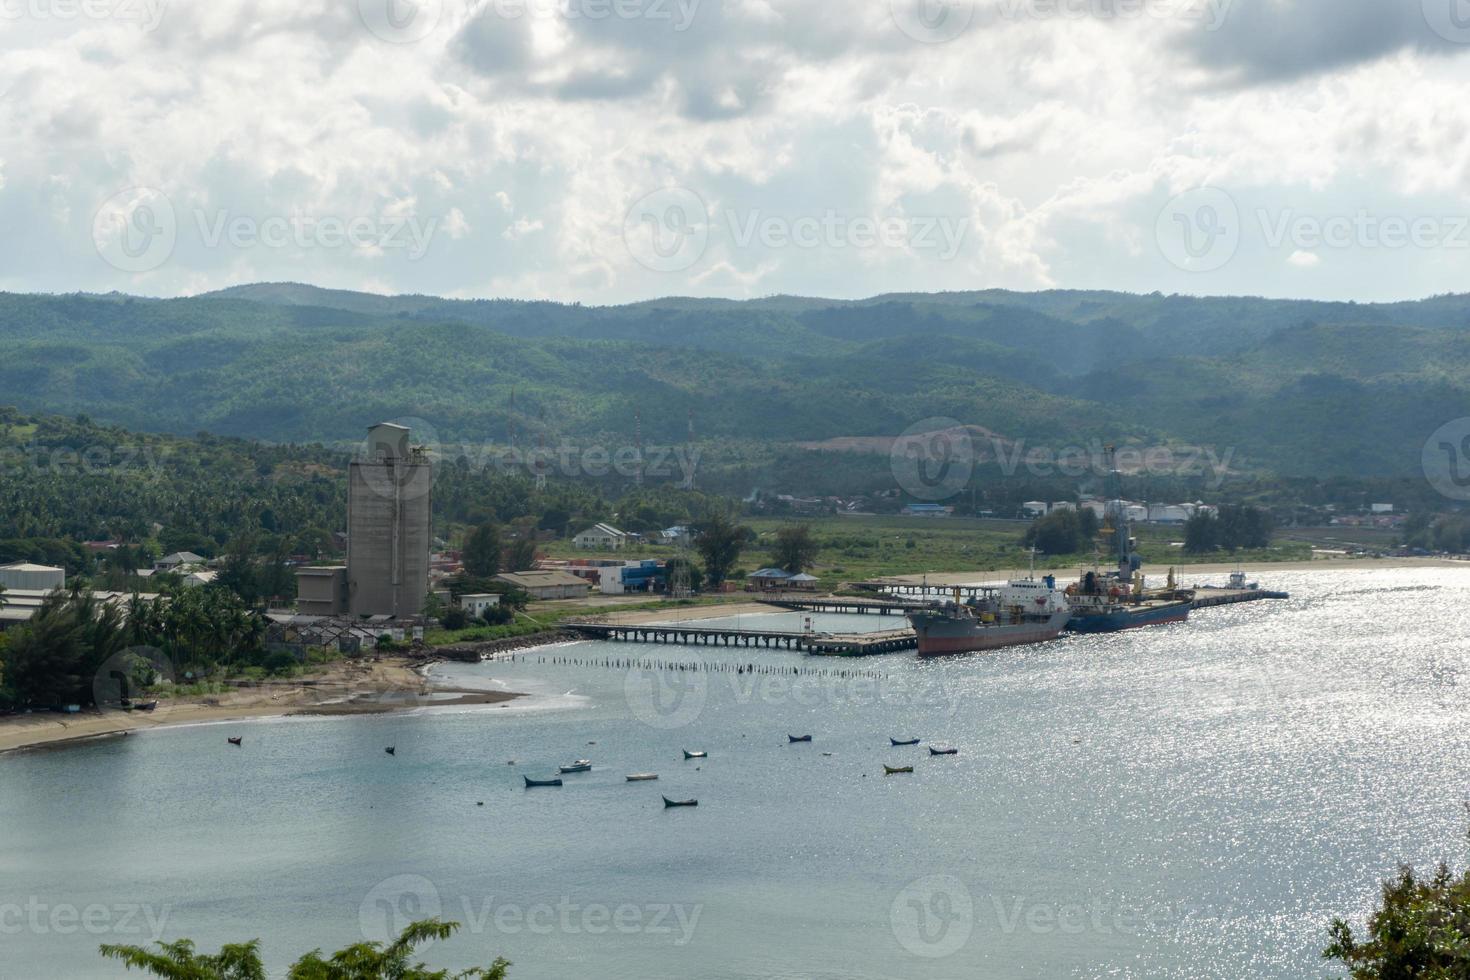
626 773 659 781
1064 570 1192 633
890 737 920 746
662 797 698 807
883 765 913 775
928 746 958 755
907 576 1071 656
787 735 812 743
227 736 243 746
683 750 707 759
524 776 563 788
559 763 591 773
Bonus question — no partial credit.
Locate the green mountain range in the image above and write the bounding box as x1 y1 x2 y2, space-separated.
2 283 1467 481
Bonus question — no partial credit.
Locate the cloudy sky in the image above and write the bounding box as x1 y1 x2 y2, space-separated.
3 0 1470 303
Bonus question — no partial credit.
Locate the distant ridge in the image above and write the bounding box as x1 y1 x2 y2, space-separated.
2 283 1469 478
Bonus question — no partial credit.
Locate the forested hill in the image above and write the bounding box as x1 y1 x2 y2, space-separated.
3 285 1469 479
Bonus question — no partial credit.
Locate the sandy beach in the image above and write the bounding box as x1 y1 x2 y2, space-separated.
0 656 524 755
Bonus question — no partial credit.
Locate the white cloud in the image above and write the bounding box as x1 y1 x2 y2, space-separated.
1287 250 1321 268
0 0 1467 302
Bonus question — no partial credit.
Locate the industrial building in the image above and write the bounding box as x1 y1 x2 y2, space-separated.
347 422 432 618
0 562 66 592
459 593 502 619
295 565 348 616
494 570 592 601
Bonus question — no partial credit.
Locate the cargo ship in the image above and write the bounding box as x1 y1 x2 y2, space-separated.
1060 445 1194 633
907 576 1071 656
1063 569 1192 633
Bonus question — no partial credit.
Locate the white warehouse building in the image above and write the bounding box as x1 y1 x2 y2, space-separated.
0 562 66 592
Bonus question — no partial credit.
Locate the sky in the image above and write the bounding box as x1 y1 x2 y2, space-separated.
3 0 1470 303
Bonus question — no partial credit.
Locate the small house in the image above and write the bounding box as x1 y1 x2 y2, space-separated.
573 524 629 551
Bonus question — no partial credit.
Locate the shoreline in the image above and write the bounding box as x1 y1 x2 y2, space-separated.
865 556 1469 587
0 656 527 756
6 557 1460 756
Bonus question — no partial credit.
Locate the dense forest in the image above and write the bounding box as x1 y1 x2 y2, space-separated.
0 409 722 578
3 285 1470 486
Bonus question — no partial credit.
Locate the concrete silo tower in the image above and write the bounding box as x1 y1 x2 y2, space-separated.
347 422 432 618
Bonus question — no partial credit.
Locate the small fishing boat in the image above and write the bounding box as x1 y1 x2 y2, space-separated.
883 765 913 775
135 700 158 712
559 763 592 774
385 746 396 756
683 750 707 759
928 746 958 756
524 776 563 788
626 773 659 782
788 735 812 743
227 736 243 746
662 796 698 808
890 737 921 746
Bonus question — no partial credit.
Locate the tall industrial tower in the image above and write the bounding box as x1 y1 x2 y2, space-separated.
347 422 432 618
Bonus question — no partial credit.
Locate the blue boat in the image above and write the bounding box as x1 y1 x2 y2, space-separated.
1064 596 1192 633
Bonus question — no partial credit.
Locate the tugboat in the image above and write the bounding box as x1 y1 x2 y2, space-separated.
907 573 1071 656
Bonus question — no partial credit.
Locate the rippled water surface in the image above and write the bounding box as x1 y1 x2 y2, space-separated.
3 567 1469 979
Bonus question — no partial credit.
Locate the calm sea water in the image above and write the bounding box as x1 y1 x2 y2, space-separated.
3 568 1469 980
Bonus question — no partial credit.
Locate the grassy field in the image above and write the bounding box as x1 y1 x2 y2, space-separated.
540 515 1314 589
